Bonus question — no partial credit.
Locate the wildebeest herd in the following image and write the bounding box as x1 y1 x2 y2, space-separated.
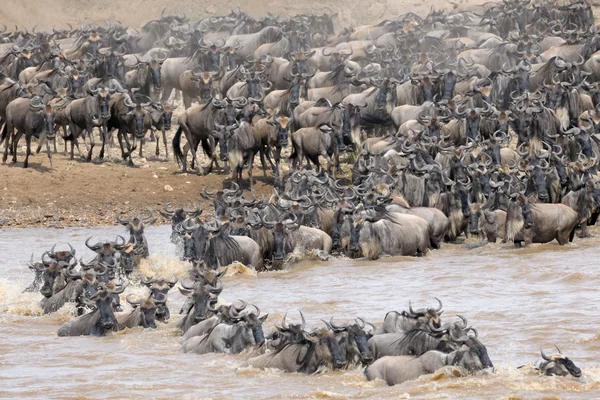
6 0 598 386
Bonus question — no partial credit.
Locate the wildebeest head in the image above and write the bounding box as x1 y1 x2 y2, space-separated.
117 208 153 249
312 328 346 370
163 202 201 235
129 105 149 139
40 260 67 298
46 243 76 263
265 216 297 268
348 215 365 259
119 244 135 275
277 311 307 345
126 294 162 329
142 276 177 323
161 103 173 130
326 317 374 365
405 297 444 329
180 218 207 261
24 254 46 293
518 194 535 229
178 279 223 322
149 59 164 91
449 332 494 372
95 88 111 119
41 103 56 139
191 68 215 101
90 289 118 331
242 304 268 346
268 114 290 147
539 346 581 377
212 122 238 162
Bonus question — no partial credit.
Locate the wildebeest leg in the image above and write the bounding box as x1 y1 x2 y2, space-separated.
182 125 203 173
36 135 44 154
162 128 169 159
99 127 107 160
10 128 22 164
200 138 216 174
258 148 269 178
23 131 32 168
117 129 127 159
248 151 256 188
2 123 10 163
86 125 95 161
322 151 335 176
52 135 57 154
45 136 53 169
139 138 144 158
161 86 173 103
264 146 277 175
183 94 193 110
149 128 156 142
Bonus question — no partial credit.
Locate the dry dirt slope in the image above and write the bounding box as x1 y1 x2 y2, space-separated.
1 0 479 31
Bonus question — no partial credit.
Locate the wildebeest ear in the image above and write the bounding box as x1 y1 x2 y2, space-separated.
266 120 276 126
483 210 496 224
259 313 269 323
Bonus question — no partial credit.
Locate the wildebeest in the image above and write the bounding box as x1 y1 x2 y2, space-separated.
57 289 119 337
118 293 166 330
65 87 112 161
532 346 582 378
247 327 346 373
180 218 263 269
323 317 375 368
349 209 430 259
181 305 268 354
290 124 339 175
176 279 223 334
365 335 493 385
2 96 56 168
377 298 444 334
506 194 578 247
469 203 507 243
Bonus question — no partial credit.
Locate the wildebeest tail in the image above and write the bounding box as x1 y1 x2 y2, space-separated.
172 126 184 167
361 113 392 126
0 122 7 145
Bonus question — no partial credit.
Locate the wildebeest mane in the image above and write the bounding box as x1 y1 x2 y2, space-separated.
392 328 448 356
205 233 245 268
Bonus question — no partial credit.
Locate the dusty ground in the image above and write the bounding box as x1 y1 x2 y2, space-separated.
0 133 277 227
0 0 480 32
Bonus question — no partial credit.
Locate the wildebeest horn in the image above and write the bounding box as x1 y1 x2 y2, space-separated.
457 314 467 329
126 294 142 308
233 299 247 312
141 276 155 287
541 347 551 361
206 279 223 294
300 310 306 330
435 297 443 312
329 317 345 332
67 243 76 257
164 202 176 214
85 237 101 251
202 184 218 199
116 211 131 225
281 312 289 330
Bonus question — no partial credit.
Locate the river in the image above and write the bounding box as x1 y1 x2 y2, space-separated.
1 225 599 399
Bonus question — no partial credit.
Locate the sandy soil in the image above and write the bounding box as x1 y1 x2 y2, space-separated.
0 134 276 227
0 0 476 32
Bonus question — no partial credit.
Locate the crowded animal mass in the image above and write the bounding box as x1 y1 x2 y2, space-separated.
1 0 599 397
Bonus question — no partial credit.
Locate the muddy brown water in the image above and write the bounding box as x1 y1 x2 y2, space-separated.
1 226 599 399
